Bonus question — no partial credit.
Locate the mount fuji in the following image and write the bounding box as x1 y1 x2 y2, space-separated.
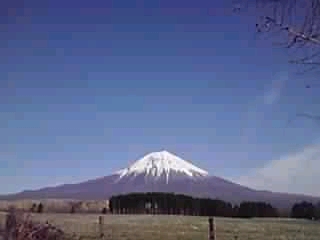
1 150 319 208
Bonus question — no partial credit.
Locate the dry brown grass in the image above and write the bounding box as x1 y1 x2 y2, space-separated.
0 212 319 240
0 200 108 213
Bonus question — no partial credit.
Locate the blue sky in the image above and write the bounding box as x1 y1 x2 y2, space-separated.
1 0 320 195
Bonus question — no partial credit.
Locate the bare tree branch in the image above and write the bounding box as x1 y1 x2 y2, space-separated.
287 113 320 127
235 0 320 71
297 113 320 120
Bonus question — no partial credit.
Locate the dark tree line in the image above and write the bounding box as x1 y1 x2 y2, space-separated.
237 201 278 218
291 201 320 220
28 194 320 220
109 192 279 218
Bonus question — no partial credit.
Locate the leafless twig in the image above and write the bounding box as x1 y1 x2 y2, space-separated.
287 113 320 127
235 0 320 71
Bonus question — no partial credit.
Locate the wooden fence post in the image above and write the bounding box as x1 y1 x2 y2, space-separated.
5 208 17 240
98 216 104 239
208 217 216 240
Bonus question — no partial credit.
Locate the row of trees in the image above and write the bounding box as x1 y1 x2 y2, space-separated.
27 193 320 220
29 202 107 214
109 192 320 220
109 192 279 218
291 201 320 220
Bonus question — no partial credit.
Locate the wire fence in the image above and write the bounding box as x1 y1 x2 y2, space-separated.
39 215 210 240
1 212 320 240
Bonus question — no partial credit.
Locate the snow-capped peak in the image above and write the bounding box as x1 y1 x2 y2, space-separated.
116 150 209 183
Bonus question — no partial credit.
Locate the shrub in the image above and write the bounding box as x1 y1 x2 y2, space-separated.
30 203 37 213
70 205 75 214
5 208 65 240
101 207 107 214
37 203 43 213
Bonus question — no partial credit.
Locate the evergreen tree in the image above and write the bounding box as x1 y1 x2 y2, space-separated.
70 205 75 214
30 203 37 213
291 201 316 220
37 203 43 213
108 192 279 218
101 207 107 214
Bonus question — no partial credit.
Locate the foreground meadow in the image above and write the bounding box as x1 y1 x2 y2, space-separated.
0 212 319 240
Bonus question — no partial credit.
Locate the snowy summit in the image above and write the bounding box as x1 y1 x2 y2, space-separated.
116 150 209 183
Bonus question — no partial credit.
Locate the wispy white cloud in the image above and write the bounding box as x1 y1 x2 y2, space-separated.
235 143 320 196
263 73 287 105
240 72 288 144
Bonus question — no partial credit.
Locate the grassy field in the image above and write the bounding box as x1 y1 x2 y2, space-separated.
1 212 319 240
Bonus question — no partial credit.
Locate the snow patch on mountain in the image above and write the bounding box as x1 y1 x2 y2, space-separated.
116 150 209 183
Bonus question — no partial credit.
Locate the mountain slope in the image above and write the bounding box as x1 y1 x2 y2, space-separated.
1 150 319 209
